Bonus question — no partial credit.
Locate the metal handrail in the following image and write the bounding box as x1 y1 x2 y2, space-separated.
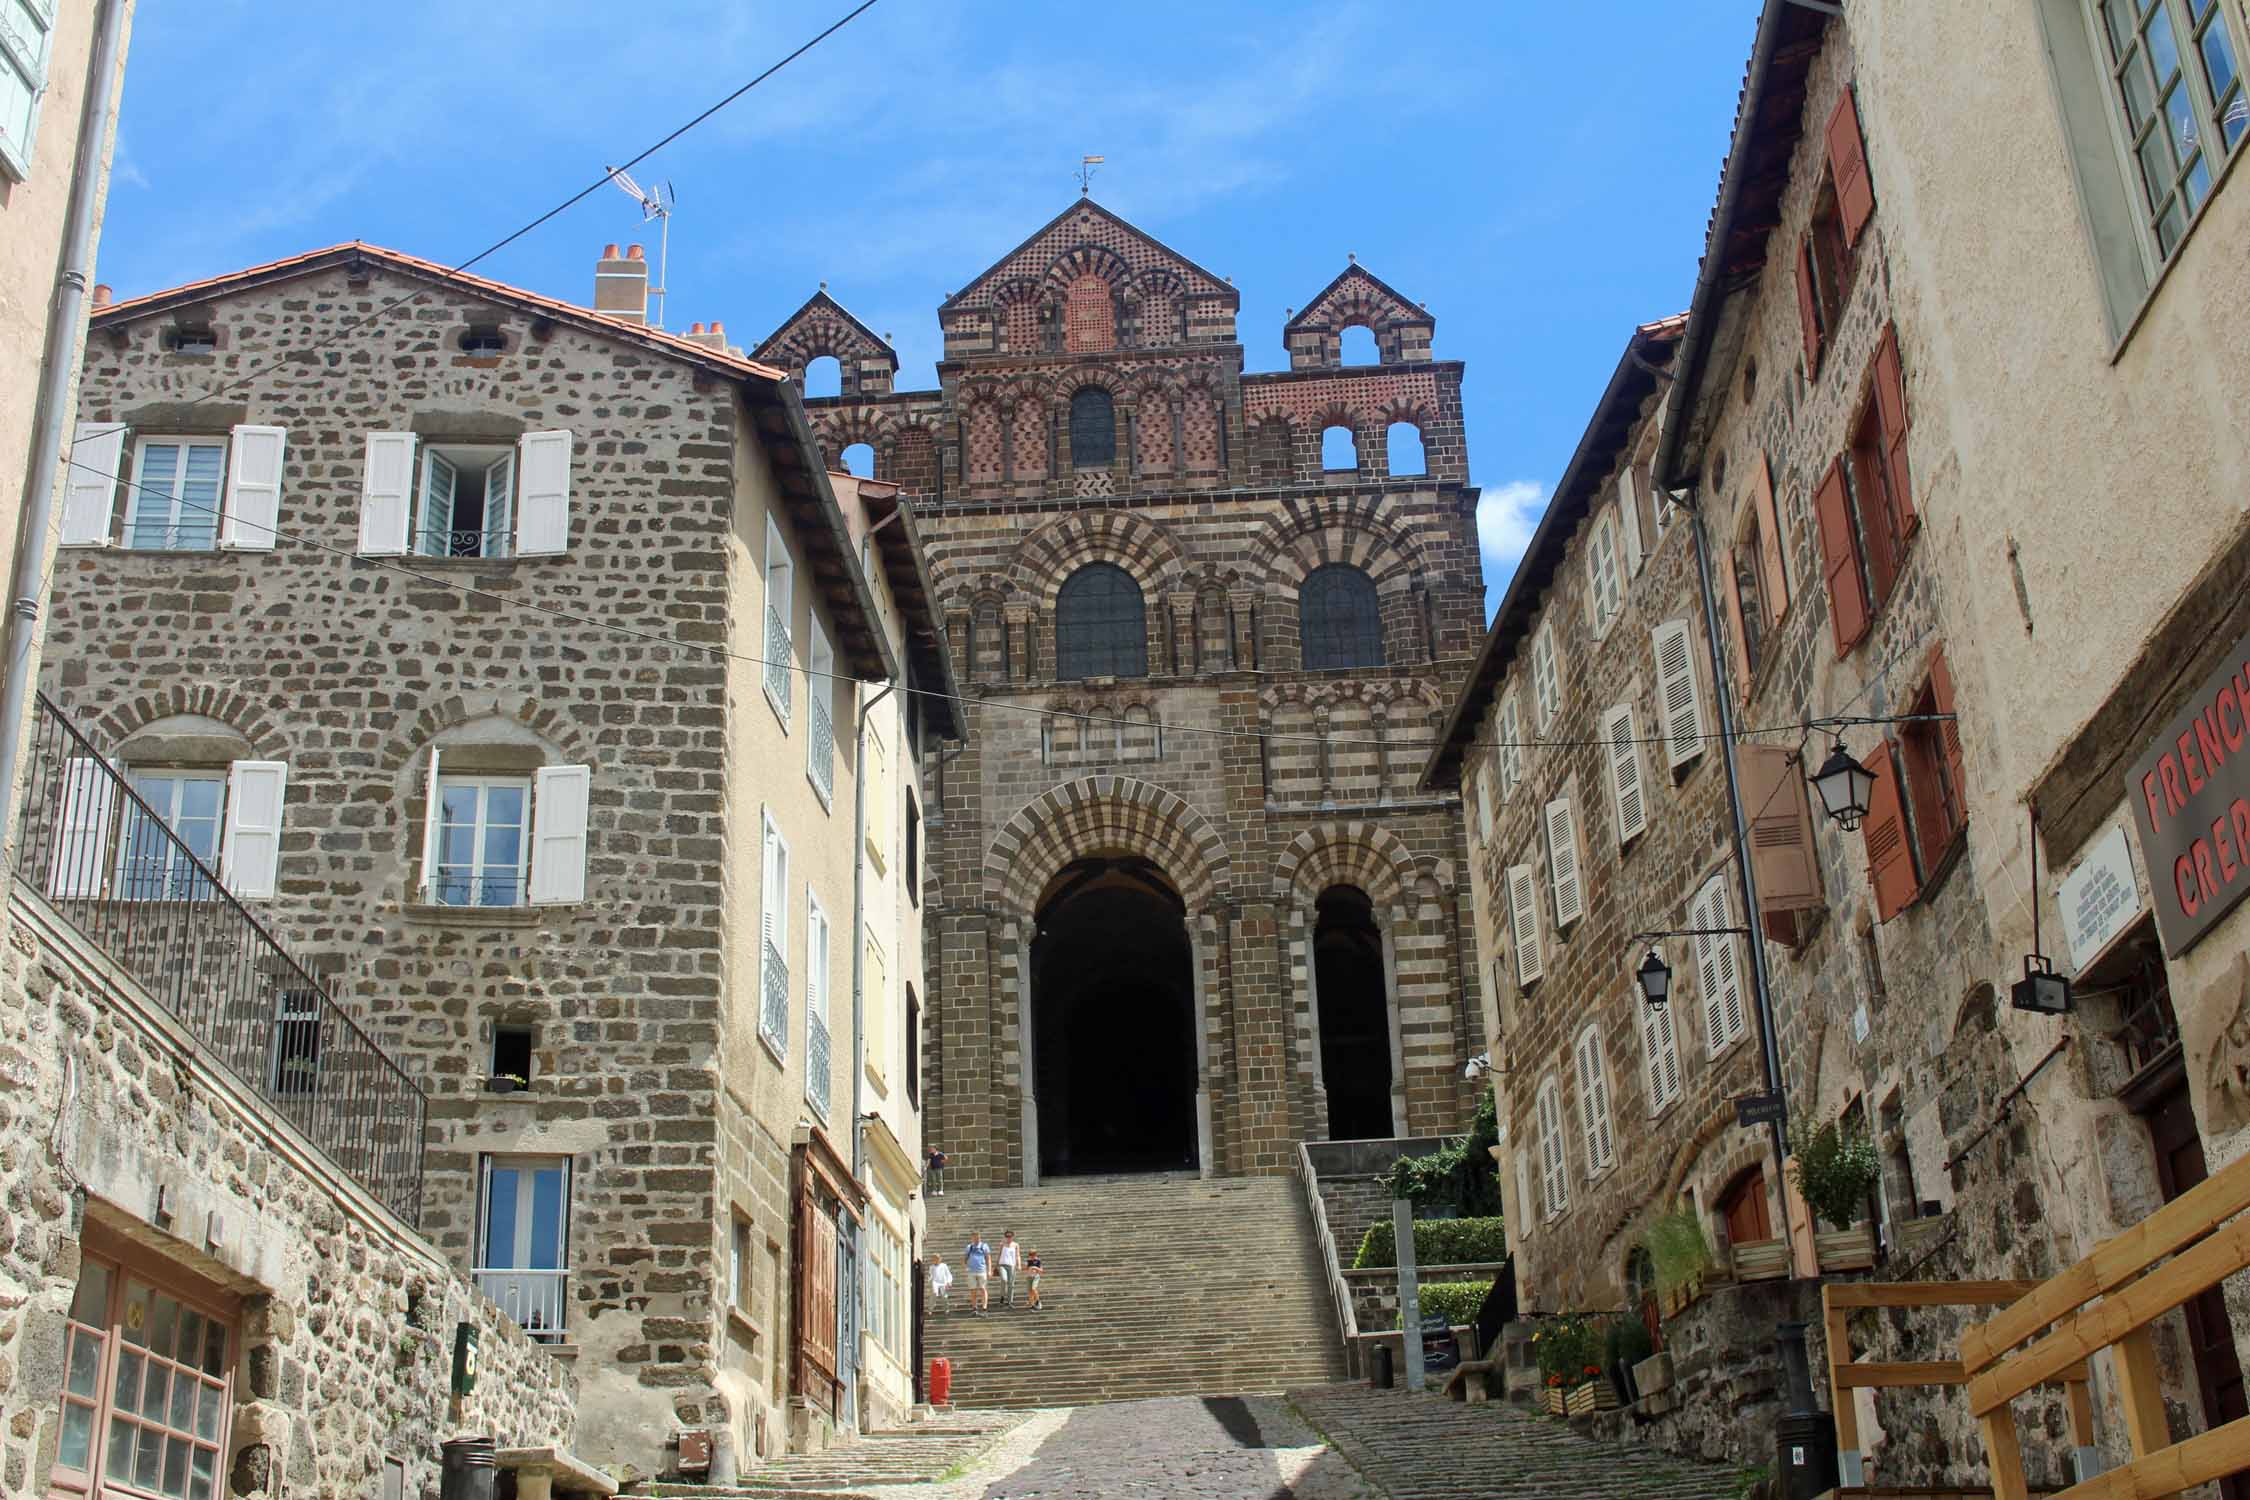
1296 1142 1362 1374
19 692 428 1224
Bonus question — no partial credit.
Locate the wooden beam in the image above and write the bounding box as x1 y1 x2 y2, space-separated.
1834 1360 1966 1389
1826 1299 1860 1454
1824 1280 2039 1309
1983 1408 2033 1500
2047 1409 2250 1499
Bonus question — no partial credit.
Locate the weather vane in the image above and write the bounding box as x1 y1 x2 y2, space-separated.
1075 155 1104 196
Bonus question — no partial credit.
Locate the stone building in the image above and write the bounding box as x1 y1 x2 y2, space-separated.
37 240 962 1475
754 201 1487 1186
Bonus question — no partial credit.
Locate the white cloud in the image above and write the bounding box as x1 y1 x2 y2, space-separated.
1476 479 1548 619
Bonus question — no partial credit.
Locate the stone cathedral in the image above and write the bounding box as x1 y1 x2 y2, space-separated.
756 200 1485 1186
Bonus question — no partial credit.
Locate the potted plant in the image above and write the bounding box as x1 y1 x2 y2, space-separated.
485 1073 528 1095
1646 1207 1717 1317
1792 1123 1882 1272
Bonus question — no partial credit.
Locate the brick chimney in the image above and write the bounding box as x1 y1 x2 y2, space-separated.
594 242 647 324
682 319 734 354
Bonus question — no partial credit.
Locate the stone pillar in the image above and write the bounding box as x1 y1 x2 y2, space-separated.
1170 401 1186 480
1229 899 1291 1173
1292 905 1330 1140
1166 593 1196 676
1003 605 1033 686
1001 916 1038 1187
1229 589 1258 672
1379 906 1409 1139
1189 912 1216 1179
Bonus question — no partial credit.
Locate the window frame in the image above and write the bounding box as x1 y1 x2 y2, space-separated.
1068 386 1117 469
430 774 533 908
124 436 230 552
0 0 54 182
759 810 792 1062
806 616 836 809
1055 561 1149 680
1535 1072 1571 1221
1574 1023 1616 1179
764 516 795 727
1299 562 1386 671
806 887 833 1118
2082 0 2248 269
474 1154 572 1343
413 442 516 560
115 770 226 902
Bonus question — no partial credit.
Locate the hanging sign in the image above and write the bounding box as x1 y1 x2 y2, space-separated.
2126 628 2250 956
2057 824 2141 972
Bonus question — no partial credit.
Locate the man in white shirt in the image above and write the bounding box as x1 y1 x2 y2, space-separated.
928 1255 954 1315
997 1231 1021 1308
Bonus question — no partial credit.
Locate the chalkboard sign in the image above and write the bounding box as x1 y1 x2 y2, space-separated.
1421 1314 1459 1373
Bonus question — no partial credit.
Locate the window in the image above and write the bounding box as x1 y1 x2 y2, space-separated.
1690 876 1750 1056
125 439 226 551
476 1156 571 1342
1055 562 1147 679
804 355 842 399
764 516 795 721
1618 470 1646 577
1586 513 1623 640
1386 421 1426 476
905 790 921 905
1476 764 1495 842
1321 424 1359 471
1898 651 1968 879
1498 690 1525 795
1574 1025 1615 1177
491 1022 534 1083
1507 861 1545 987
117 772 225 901
431 777 528 906
1535 1074 1570 1219
759 811 791 1059
732 1215 754 1313
1340 324 1380 365
269 989 323 1098
53 1251 234 1500
1724 456 1790 700
905 985 921 1109
807 618 836 807
1531 623 1561 728
1603 704 1649 846
1642 972 1683 1116
458 324 507 354
2095 0 2245 261
1545 796 1585 929
1069 387 1116 469
164 326 218 356
864 712 890 871
415 445 516 559
1796 191 1849 380
868 1221 907 1361
1300 563 1385 670
806 891 833 1117
862 932 889 1087
0 0 54 180
381 1458 407 1500
1815 329 1916 656
841 442 875 478
55 757 286 904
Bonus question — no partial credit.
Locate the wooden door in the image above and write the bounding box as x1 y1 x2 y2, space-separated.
2145 1083 2250 1500
1722 1169 1773 1245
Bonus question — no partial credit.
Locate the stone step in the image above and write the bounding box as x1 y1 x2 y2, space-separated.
641 1412 1029 1498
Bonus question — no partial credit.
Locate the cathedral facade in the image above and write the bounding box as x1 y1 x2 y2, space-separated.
757 202 1486 1185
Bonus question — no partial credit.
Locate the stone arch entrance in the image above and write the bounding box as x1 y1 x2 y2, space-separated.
1031 856 1198 1177
1313 886 1394 1140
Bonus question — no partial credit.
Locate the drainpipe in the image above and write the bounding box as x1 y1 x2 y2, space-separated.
850 503 904 1184
0 0 130 839
1685 488 1792 1183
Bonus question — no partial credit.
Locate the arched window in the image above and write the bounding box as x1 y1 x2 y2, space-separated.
1340 324 1380 365
841 442 875 478
1070 387 1116 470
1386 422 1426 476
1055 562 1146 679
1300 564 1384 670
803 355 841 399
1322 424 1359 471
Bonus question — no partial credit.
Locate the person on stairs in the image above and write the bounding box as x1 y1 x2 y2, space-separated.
1024 1247 1043 1310
964 1232 992 1314
928 1254 954 1315
997 1231 1021 1308
927 1146 947 1196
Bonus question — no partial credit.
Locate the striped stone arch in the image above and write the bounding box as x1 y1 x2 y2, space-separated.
379 692 597 775
1247 493 1427 594
810 406 895 466
1272 822 1424 909
89 684 283 757
1040 243 1132 294
984 775 1232 915
1009 509 1189 607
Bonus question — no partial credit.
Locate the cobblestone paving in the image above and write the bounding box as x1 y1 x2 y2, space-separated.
962 1395 1378 1500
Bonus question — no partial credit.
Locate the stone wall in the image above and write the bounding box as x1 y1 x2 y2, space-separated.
0 891 577 1499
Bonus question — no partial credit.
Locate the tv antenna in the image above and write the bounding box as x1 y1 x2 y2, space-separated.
605 166 676 328
1075 155 1104 196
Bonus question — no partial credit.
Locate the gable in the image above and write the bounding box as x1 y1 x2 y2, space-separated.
938 199 1237 316
753 289 898 380
1285 263 1431 335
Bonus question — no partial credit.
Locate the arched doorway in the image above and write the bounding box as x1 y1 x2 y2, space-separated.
1315 885 1393 1140
1031 856 1197 1177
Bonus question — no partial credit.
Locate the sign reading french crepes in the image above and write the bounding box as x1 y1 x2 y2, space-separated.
2127 627 2250 956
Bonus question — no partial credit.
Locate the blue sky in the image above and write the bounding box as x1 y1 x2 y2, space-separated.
97 1 1758 616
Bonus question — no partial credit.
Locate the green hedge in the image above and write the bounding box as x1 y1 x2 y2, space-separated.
1398 1281 1488 1329
1352 1216 1507 1269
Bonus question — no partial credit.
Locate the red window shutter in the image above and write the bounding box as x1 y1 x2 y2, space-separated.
1795 237 1824 379
1827 87 1875 248
1753 454 1788 618
1872 324 1917 539
1928 646 1967 813
1855 441 1901 608
1812 456 1870 654
1721 552 1752 702
1742 743 1824 916
1862 741 1918 922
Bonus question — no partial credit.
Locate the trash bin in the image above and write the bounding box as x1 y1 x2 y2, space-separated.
1373 1343 1394 1389
929 1356 953 1405
439 1437 496 1500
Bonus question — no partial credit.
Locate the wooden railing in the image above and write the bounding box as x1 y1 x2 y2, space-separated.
1963 1146 2250 1499
1823 1280 2092 1487
1296 1142 1363 1375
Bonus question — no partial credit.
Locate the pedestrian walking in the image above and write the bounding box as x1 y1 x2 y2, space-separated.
964 1231 992 1314
927 1146 948 1196
1025 1248 1044 1310
997 1230 1020 1307
928 1254 954 1315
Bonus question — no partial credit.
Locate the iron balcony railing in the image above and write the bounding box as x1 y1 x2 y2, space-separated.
415 527 513 561
760 937 790 1057
807 1011 832 1117
473 1268 568 1343
17 692 428 1225
765 605 793 716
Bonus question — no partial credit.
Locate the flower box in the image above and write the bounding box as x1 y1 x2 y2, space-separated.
1543 1384 1567 1416
1731 1238 1790 1282
1894 1213 1949 1260
1564 1378 1618 1417
1815 1224 1878 1272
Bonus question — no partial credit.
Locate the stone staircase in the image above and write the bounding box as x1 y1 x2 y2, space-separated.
641 1410 1028 1498
922 1172 1348 1408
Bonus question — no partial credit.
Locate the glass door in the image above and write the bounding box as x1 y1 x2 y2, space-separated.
51 1250 233 1500
476 1156 570 1341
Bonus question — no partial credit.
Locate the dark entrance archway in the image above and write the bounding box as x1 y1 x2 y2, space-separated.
1315 885 1393 1140
1032 856 1197 1177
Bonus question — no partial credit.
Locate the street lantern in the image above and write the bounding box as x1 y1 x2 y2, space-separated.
1635 948 1672 1009
2011 953 2072 1015
1809 740 1878 830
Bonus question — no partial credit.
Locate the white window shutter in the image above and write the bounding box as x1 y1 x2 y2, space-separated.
1533 626 1560 728
1590 1033 1613 1169
1545 796 1584 929
1575 1032 1600 1173
219 760 288 899
417 745 443 897
806 897 827 1023
1476 765 1494 840
528 764 591 905
49 757 114 898
62 424 126 547
1692 880 1728 1056
221 425 287 551
359 433 417 555
1654 619 1705 770
1709 881 1747 1048
1619 471 1645 576
1605 703 1648 845
1508 863 1545 986
1643 980 1681 1114
516 429 573 556
1588 517 1620 638
1499 693 1524 795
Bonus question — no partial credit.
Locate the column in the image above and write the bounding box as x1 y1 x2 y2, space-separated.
1000 916 1037 1187
1380 906 1409 1139
1292 905 1331 1140
1190 912 1217 1180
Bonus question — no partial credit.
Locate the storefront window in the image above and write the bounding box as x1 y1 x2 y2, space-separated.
53 1249 233 1500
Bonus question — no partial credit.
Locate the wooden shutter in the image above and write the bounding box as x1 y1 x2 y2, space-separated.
484 450 515 543
1576 1028 1613 1174
1721 548 1753 703
1871 326 1916 540
1508 863 1545 986
1710 883 1747 1050
1813 456 1870 654
219 760 288 899
528 764 591 905
1619 472 1645 576
1691 884 1726 1055
1752 455 1787 617
1538 1077 1568 1216
1928 647 1967 810
359 433 416 555
1794 236 1824 379
416 745 443 896
1604 703 1648 845
1861 741 1919 922
1643 983 1681 1114
61 423 126 546
1588 516 1620 638
221 424 286 551
1741 744 1823 917
1545 797 1584 929
1533 625 1560 728
1653 619 1705 769
49 758 114 899
1499 693 1524 794
1827 86 1875 247
515 429 573 556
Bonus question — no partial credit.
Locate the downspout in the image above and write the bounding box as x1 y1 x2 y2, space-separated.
0 0 130 840
1685 488 1791 1181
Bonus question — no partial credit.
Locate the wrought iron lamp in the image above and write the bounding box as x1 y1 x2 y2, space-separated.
1635 949 1672 1009
1809 738 1878 831
2011 800 2073 1015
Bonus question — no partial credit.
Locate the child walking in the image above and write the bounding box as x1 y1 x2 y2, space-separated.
1024 1248 1044 1310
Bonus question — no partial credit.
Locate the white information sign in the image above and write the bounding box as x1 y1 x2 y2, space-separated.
2059 824 2142 973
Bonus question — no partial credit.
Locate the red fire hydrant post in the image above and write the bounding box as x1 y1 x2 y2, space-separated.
929 1356 953 1405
